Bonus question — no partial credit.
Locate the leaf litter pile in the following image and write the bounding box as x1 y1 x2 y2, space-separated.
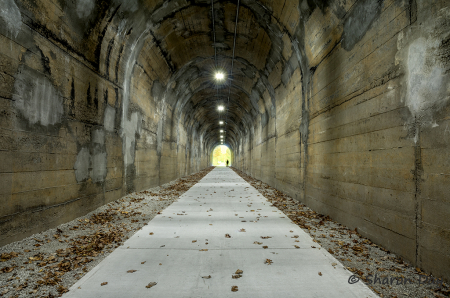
231 167 449 298
0 167 214 298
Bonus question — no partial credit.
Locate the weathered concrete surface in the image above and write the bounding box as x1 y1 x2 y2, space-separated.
0 0 449 283
0 0 209 247
62 167 378 298
232 0 450 283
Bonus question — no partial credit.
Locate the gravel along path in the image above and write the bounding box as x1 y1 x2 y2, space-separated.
0 167 214 298
231 167 450 298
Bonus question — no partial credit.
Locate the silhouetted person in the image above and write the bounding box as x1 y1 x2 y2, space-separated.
226 160 229 167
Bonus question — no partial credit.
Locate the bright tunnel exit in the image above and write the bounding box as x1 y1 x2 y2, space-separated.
212 145 232 166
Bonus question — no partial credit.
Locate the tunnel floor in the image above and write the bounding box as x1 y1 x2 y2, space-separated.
62 167 377 298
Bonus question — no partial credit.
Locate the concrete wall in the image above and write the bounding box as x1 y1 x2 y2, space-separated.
0 0 448 283
233 0 450 282
0 0 209 246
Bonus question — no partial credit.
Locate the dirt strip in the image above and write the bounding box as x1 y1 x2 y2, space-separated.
0 167 214 298
231 167 449 298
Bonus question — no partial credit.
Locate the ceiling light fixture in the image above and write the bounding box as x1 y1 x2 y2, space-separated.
219 121 223 125
218 105 224 111
215 72 225 81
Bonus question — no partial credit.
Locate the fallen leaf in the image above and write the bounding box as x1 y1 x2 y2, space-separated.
225 234 231 238
0 267 15 273
231 286 238 292
318 272 322 276
232 274 242 279
127 270 137 273
254 241 262 245
149 233 154 235
294 245 300 249
58 285 69 294
101 282 108 286
199 249 208 251
146 282 157 288
265 259 273 265
239 229 246 232
141 261 146 264
261 236 272 239
202 275 211 279
263 246 268 249
235 269 243 274
192 240 197 243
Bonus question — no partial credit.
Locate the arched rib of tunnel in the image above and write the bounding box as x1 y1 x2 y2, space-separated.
0 0 449 282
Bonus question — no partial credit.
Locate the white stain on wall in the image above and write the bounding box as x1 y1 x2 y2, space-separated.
0 0 22 37
13 66 64 126
406 37 446 117
76 0 95 19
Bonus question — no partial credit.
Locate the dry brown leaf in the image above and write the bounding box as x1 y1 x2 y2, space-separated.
232 274 242 279
146 282 157 288
225 234 231 238
202 275 211 279
235 269 243 274
263 246 268 249
239 229 246 232
58 285 69 293
294 245 300 249
265 259 273 265
0 266 15 273
127 270 137 273
101 282 108 286
318 272 322 276
231 286 238 292
199 249 208 251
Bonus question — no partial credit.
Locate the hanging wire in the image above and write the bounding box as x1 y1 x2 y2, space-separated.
224 0 240 144
211 0 217 67
211 0 221 136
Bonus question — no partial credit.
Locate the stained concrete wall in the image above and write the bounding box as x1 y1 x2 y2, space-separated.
0 0 449 283
233 0 450 282
0 0 208 246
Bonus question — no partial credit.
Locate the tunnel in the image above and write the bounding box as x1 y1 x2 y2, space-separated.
0 0 449 296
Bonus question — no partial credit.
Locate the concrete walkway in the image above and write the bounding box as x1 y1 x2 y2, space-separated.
63 167 377 298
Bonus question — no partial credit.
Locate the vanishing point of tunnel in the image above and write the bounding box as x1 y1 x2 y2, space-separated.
0 0 449 297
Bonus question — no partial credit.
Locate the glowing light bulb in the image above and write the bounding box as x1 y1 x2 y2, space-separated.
219 121 224 125
215 72 225 81
218 105 224 111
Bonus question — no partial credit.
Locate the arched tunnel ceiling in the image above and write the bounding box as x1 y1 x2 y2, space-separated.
48 0 328 152
99 0 312 153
